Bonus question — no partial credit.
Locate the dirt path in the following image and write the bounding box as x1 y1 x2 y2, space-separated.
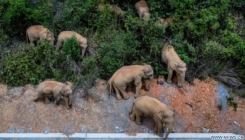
0 78 244 136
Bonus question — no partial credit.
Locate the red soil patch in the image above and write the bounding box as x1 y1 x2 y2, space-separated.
0 77 244 135
140 77 245 134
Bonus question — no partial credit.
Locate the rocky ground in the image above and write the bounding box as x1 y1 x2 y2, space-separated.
0 77 244 136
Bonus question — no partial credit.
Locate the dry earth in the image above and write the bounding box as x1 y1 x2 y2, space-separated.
0 77 244 136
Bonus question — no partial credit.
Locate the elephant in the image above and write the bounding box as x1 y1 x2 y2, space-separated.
161 44 187 91
98 2 124 17
26 25 55 46
56 31 88 57
156 17 173 28
108 64 154 100
135 0 150 20
129 96 175 140
33 80 73 108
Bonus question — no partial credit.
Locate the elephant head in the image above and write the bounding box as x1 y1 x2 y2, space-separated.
46 31 55 46
60 81 73 106
142 12 150 20
141 64 154 90
170 61 187 91
157 110 175 140
40 29 55 46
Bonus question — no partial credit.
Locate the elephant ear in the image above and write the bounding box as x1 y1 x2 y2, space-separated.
157 111 163 120
40 32 47 40
139 70 145 77
170 62 177 70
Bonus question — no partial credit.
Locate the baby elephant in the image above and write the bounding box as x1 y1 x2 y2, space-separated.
33 80 73 108
135 0 150 20
129 96 175 140
26 25 55 46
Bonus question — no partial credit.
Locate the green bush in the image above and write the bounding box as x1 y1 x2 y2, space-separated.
0 41 77 86
97 28 139 79
62 36 81 61
0 0 53 37
0 0 245 92
80 56 99 90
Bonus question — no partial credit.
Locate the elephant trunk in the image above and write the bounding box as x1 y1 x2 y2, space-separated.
181 73 187 92
81 47 87 57
164 123 173 140
145 75 153 90
69 94 73 106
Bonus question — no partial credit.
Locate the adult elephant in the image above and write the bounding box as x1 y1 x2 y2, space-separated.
33 80 73 108
161 44 187 91
108 64 154 100
56 31 88 57
129 96 175 140
26 25 55 46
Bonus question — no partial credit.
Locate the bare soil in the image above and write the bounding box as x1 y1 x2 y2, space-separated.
0 77 244 136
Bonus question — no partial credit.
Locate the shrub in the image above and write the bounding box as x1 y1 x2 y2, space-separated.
0 0 53 37
0 41 77 86
97 28 139 79
62 36 81 61
80 56 99 91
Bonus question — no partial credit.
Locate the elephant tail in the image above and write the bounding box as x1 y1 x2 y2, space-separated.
129 102 135 115
108 78 113 94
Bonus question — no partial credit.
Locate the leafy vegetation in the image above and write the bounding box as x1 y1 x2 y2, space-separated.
0 0 245 94
0 41 77 86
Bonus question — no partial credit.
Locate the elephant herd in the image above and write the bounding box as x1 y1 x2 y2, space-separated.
26 1 188 139
33 46 185 140
26 25 88 58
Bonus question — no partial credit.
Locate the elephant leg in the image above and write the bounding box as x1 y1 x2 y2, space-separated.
129 111 136 121
134 80 142 98
45 96 50 103
153 116 163 137
116 84 129 100
54 95 61 105
135 111 142 125
113 84 122 100
154 124 158 132
56 42 62 50
167 68 173 84
157 123 163 137
29 38 35 46
176 73 181 87
62 96 70 109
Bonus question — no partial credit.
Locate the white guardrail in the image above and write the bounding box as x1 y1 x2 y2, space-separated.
0 133 244 140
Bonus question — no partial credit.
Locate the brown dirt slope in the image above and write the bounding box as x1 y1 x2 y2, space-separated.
0 78 244 135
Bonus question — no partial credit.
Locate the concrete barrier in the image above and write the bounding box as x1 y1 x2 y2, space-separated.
0 133 243 140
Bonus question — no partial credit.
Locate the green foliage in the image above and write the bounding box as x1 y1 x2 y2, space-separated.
97 28 139 79
227 97 238 111
0 42 77 86
217 103 222 111
0 0 245 94
62 36 81 61
0 0 53 36
81 56 99 90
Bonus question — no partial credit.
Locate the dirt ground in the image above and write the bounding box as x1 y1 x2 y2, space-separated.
0 77 244 136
